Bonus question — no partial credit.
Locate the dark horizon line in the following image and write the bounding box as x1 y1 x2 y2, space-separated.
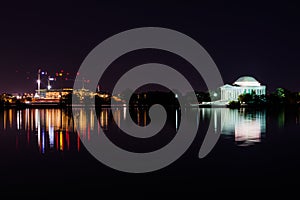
0 87 299 96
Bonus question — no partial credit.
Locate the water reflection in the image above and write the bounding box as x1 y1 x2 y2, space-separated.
226 109 266 144
0 107 299 154
198 108 266 146
0 108 130 154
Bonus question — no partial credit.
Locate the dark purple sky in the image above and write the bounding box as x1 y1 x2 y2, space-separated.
1 1 300 94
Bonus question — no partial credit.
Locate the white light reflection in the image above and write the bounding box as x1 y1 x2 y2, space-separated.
207 108 266 146
49 117 54 149
17 110 21 130
235 120 261 144
227 109 264 145
35 109 39 130
175 109 178 131
123 106 127 120
214 109 217 132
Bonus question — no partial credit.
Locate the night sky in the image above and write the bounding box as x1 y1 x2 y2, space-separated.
1 1 299 94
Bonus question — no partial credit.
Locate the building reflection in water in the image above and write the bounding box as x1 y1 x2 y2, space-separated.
0 109 77 154
203 108 266 146
2 107 165 154
0 107 269 154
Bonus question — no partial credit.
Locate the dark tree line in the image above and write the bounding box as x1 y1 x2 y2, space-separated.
228 88 300 108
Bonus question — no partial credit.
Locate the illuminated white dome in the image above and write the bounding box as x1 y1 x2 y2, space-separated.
234 76 261 87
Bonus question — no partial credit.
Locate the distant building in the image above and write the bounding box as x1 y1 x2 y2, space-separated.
35 88 73 99
220 76 266 101
45 88 73 99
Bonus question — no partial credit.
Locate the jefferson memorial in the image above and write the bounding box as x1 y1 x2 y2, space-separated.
220 76 266 101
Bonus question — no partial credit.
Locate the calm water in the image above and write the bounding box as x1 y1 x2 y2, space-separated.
0 107 300 192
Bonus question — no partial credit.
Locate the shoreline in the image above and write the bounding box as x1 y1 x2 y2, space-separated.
0 103 299 110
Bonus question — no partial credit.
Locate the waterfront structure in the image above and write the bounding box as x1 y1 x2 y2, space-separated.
220 76 266 101
34 88 72 99
45 88 72 99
